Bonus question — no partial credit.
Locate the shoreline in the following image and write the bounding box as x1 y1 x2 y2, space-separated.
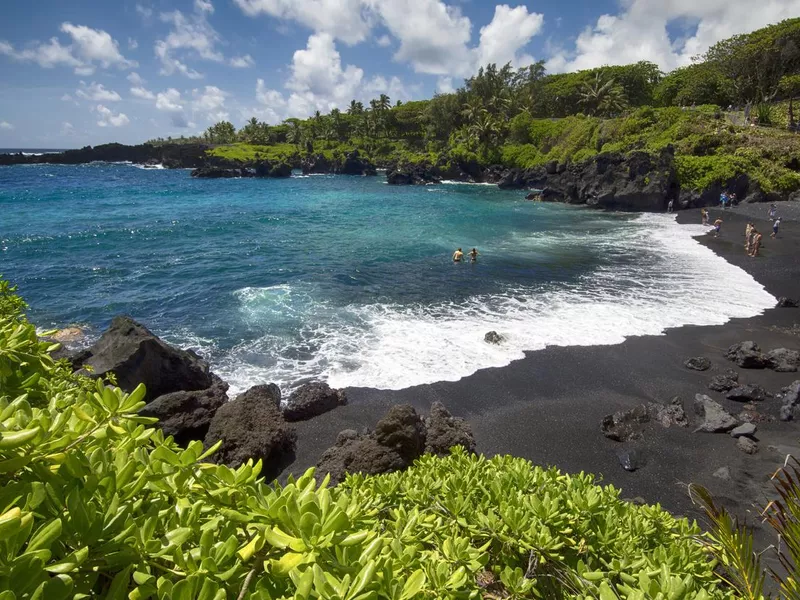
286 202 800 544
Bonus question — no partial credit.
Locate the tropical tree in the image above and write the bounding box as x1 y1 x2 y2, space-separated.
468 112 500 155
347 100 364 115
579 74 627 116
285 119 303 147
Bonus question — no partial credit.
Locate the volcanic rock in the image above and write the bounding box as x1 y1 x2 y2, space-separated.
684 356 712 371
693 394 739 433
779 381 800 421
767 348 799 372
424 401 476 455
484 331 504 344
726 341 768 369
737 437 758 455
726 384 769 403
708 369 739 392
283 382 347 422
776 297 799 308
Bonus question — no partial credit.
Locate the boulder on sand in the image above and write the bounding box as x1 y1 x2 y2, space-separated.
601 398 687 442
76 316 213 401
776 297 799 308
424 401 476 455
726 384 769 403
139 374 229 446
484 331 504 344
283 382 347 422
730 423 757 439
780 381 800 421
693 394 740 433
204 384 296 477
767 348 799 373
316 403 475 484
737 437 758 454
684 356 712 371
726 341 768 369
708 369 739 392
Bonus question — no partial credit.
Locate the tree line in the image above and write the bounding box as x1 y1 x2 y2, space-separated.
146 17 800 154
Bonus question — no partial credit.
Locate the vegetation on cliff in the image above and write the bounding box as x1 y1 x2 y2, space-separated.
0 278 743 598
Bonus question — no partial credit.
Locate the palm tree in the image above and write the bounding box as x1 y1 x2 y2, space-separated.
468 113 500 155
579 73 627 116
377 94 391 111
347 100 364 115
461 101 484 125
286 120 302 147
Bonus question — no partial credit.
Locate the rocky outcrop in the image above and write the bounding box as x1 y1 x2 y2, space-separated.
776 297 799 308
601 398 687 442
726 384 769 403
484 331 504 344
708 369 739 392
204 384 296 476
424 401 476 455
386 165 442 185
316 403 475 484
283 382 347 422
767 348 799 372
191 167 253 178
0 142 208 168
139 375 229 445
75 316 213 401
338 150 376 176
694 394 739 433
726 341 768 369
779 381 800 421
684 356 712 371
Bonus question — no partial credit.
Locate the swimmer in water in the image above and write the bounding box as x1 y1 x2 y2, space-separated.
469 248 478 262
452 248 464 262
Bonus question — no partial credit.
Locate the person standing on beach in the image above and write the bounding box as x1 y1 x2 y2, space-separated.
749 231 763 257
667 199 674 213
769 204 777 219
745 222 753 252
771 217 782 238
701 208 709 225
453 248 464 262
468 248 479 262
713 218 723 237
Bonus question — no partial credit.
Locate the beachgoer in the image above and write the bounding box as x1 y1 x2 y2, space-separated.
771 217 782 238
468 248 479 262
701 208 709 225
729 192 737 206
667 199 674 213
452 248 464 262
713 218 723 237
744 222 753 251
769 204 777 219
749 232 763 257
720 192 727 209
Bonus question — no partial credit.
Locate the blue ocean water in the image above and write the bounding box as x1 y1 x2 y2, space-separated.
0 163 775 394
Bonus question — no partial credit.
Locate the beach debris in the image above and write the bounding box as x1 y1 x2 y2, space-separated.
726 341 768 369
767 348 800 373
601 399 687 442
316 403 475 484
737 437 758 454
139 374 229 446
75 315 214 401
283 382 347 422
684 356 712 371
776 297 799 308
779 380 800 421
693 394 740 433
425 401 476 456
713 466 731 480
708 369 740 392
730 423 757 439
726 384 769 403
616 449 645 472
484 331 504 344
204 384 296 477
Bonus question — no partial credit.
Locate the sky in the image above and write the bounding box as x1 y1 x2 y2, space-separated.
0 0 798 148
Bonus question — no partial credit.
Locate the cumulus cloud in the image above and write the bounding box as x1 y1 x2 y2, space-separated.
154 88 191 127
128 37 138 50
155 1 223 78
474 5 543 70
0 23 135 74
192 85 229 121
76 81 121 102
95 104 129 127
436 76 454 94
61 122 75 136
233 0 373 45
230 54 255 68
127 71 145 86
131 86 156 100
548 0 800 72
375 34 391 47
0 121 13 130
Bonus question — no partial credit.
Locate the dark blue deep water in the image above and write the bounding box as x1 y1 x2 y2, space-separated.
0 163 774 393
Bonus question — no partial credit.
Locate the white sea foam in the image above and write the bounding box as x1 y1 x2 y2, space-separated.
440 180 497 186
131 163 165 170
202 213 775 396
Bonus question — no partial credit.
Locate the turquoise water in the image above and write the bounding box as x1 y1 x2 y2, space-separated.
0 163 776 393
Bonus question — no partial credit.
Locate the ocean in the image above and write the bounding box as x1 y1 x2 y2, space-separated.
0 162 776 395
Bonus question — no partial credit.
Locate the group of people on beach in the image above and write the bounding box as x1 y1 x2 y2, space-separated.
744 222 764 256
453 248 479 262
719 192 737 208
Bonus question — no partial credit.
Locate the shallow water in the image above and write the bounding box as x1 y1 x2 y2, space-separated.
0 163 776 395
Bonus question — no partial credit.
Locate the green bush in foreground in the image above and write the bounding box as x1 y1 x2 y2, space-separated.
0 283 732 599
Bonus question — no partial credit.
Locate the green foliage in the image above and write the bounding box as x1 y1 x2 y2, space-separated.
207 144 298 163
653 64 733 108
0 281 740 599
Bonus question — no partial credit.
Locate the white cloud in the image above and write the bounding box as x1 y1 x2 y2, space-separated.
128 37 138 50
60 23 137 69
61 122 75 136
61 93 73 101
76 81 122 102
474 5 543 70
549 0 800 72
195 0 215 13
127 71 145 86
254 78 289 123
0 121 13 130
376 34 391 47
192 85 229 121
155 2 224 78
136 4 153 19
0 23 135 74
131 86 156 100
436 76 454 94
230 54 255 68
156 88 184 112
233 0 373 45
363 75 408 100
96 104 129 127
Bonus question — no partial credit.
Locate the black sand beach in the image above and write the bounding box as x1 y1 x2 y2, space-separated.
286 201 800 544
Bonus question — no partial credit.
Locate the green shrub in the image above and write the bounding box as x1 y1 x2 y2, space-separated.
0 281 736 599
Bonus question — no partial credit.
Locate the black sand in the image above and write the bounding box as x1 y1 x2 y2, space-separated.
285 201 800 542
